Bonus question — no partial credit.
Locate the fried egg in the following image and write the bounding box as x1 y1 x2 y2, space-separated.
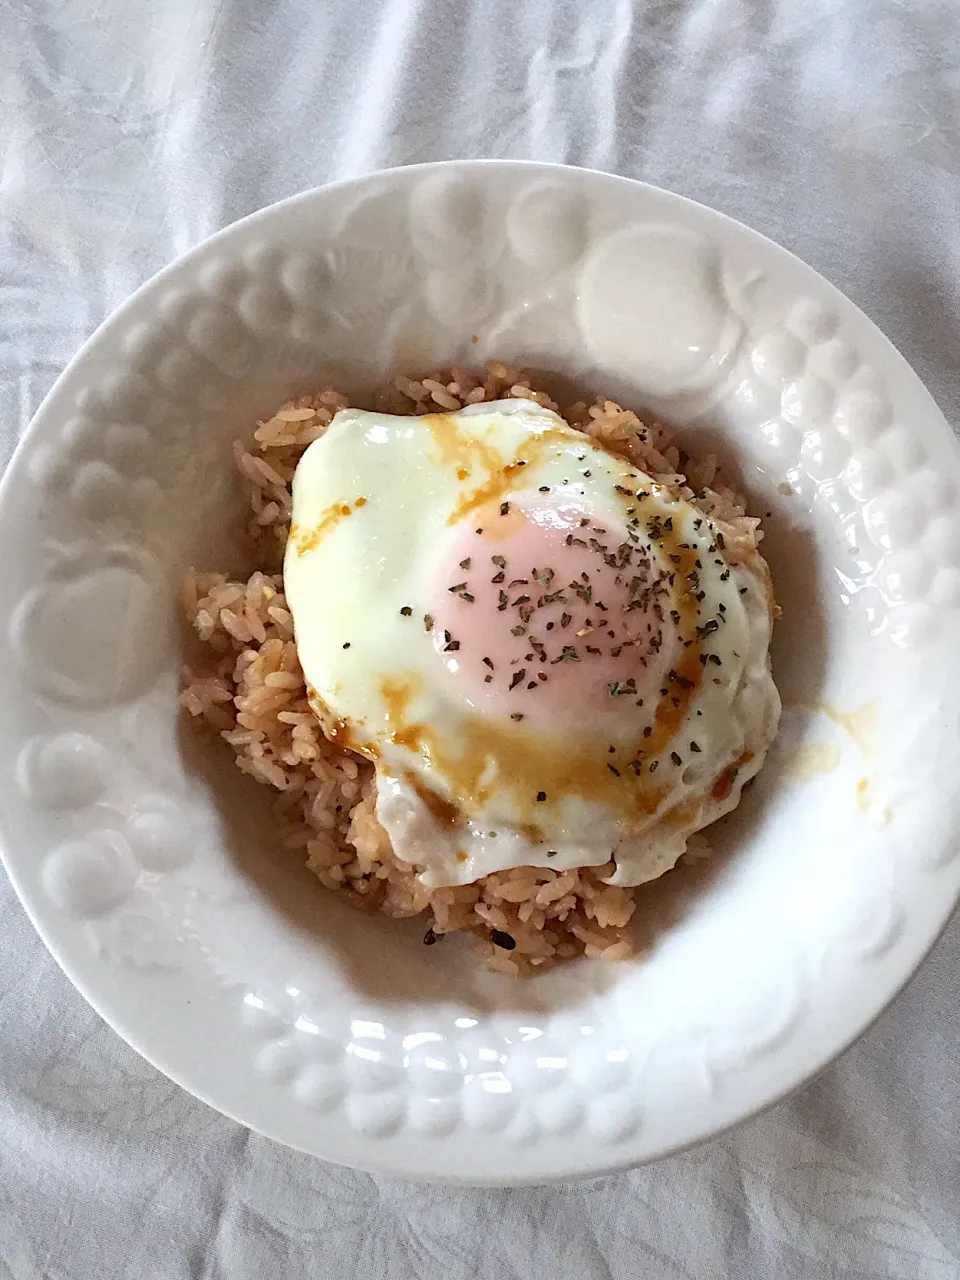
284 400 780 888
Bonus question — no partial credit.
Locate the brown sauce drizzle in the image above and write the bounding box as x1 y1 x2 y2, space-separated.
406 774 462 828
292 496 367 556
711 749 754 801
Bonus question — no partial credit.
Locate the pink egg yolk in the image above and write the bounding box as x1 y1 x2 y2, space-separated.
427 492 679 731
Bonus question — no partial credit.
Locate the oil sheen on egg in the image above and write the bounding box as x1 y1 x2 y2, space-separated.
284 400 780 888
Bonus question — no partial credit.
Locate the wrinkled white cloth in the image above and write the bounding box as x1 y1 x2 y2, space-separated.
2 1 959 1276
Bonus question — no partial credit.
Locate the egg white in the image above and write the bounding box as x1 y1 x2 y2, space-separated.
284 400 780 887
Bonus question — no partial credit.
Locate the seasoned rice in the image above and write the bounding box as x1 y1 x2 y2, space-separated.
181 361 764 975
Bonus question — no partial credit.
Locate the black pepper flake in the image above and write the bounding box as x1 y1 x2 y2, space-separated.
342 642 351 649
539 485 550 493
490 929 517 951
607 763 621 776
690 741 701 752
546 621 555 630
561 645 580 662
547 850 558 858
697 619 720 637
461 593 475 603
538 672 547 682
709 653 722 665
716 532 726 549
423 614 434 632
423 926 441 946
484 674 493 683
500 501 510 516
510 712 524 721
400 606 413 616
459 557 472 569
448 582 467 593
492 555 506 567
560 612 572 628
510 624 526 636
649 760 659 772
536 791 547 802
509 669 527 690
498 590 508 611
527 681 538 690
482 656 494 669
671 751 682 766
492 571 505 583
643 726 653 738
739 585 747 594
443 639 460 651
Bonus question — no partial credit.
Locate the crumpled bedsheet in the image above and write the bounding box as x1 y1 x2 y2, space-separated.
1 0 959 1276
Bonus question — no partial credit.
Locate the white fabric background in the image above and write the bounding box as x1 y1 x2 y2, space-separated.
2 1 959 1275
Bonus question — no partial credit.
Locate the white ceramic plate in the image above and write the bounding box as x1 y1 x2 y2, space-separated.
2 161 959 1184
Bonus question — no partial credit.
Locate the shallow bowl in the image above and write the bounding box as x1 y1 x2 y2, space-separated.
2 160 959 1183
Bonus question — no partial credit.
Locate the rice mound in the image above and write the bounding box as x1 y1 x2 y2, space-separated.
181 361 763 975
